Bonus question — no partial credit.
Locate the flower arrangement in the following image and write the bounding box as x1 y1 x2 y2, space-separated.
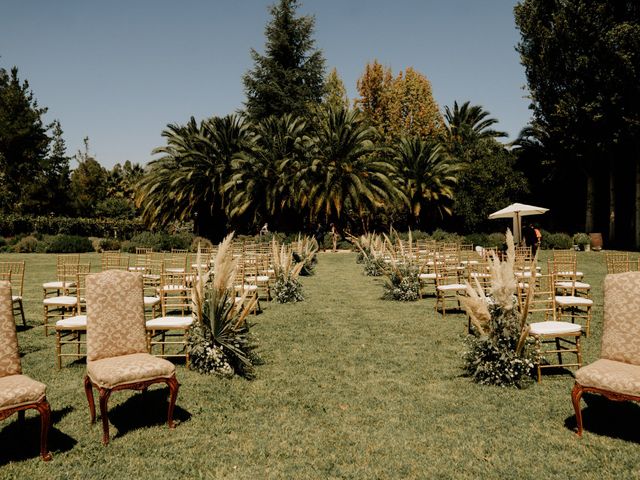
380 233 421 301
188 235 261 379
460 229 535 388
353 233 385 276
271 239 305 303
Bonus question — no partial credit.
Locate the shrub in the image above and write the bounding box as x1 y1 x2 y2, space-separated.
13 235 41 253
99 238 122 252
0 237 5 248
123 231 194 252
464 233 489 247
430 228 466 244
0 213 144 238
45 235 94 253
540 231 572 250
572 232 590 247
487 232 506 248
190 236 214 252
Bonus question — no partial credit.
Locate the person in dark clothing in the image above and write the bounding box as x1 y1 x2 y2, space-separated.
314 223 325 252
523 223 539 255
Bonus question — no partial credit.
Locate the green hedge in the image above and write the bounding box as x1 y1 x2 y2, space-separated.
0 214 145 238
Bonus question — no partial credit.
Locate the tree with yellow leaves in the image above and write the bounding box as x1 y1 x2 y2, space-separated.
355 61 443 143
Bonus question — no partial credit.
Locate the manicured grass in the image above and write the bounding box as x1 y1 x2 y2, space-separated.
0 250 638 479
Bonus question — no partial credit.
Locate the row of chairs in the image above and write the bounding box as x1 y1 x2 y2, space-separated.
0 270 181 460
43 245 276 368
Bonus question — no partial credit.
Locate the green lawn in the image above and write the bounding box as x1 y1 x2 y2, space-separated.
1 250 638 479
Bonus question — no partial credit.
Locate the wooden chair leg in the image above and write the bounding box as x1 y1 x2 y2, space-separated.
98 388 112 445
36 399 53 461
55 331 62 370
166 376 179 429
18 299 26 326
571 383 584 436
84 375 96 424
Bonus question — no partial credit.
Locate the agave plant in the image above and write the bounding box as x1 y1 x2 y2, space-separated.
189 234 260 379
271 239 305 303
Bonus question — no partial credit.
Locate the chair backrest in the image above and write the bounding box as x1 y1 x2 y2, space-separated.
159 272 191 317
0 281 21 377
601 272 640 366
520 273 556 321
85 270 147 362
0 262 25 297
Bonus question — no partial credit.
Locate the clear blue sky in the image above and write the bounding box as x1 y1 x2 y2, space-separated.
0 0 530 168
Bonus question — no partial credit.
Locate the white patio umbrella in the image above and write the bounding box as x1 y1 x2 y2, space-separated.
488 203 549 245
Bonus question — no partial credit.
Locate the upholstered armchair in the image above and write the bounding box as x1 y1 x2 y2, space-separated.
0 281 52 460
83 270 179 445
572 271 640 436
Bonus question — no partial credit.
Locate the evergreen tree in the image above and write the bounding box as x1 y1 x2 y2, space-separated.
0 66 50 213
70 138 108 216
243 0 326 121
322 68 349 110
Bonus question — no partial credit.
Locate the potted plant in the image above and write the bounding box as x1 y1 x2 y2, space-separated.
573 233 590 251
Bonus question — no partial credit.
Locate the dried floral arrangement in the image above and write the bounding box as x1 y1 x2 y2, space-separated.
460 230 535 388
188 234 261 379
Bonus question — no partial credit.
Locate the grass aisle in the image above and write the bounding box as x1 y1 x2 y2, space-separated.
1 251 639 479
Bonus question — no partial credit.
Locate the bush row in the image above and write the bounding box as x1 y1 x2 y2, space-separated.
0 228 587 254
0 214 145 238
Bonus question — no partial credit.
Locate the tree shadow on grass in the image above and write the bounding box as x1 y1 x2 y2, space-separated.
108 388 191 440
0 406 76 465
565 393 640 443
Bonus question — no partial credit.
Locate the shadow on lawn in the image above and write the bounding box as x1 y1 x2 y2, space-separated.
108 388 191 440
565 393 640 443
0 406 76 464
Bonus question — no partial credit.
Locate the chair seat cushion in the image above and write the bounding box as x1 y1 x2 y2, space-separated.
418 273 436 280
87 352 175 389
529 321 581 335
144 296 160 306
555 281 591 289
146 316 193 329
235 284 258 292
245 275 270 283
0 374 46 411
575 358 640 397
56 315 87 328
437 283 467 291
43 295 78 306
11 295 21 302
555 296 593 306
42 281 75 289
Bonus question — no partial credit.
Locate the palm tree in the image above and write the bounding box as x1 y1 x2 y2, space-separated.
225 114 310 230
136 114 253 239
393 136 459 227
443 101 507 146
303 106 401 230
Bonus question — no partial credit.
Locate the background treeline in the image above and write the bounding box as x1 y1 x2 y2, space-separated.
2 0 639 247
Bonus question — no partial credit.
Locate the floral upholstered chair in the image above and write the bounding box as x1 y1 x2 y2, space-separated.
572 271 640 436
83 270 179 445
0 281 52 460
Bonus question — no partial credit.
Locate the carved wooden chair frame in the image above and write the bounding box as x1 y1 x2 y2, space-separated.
571 383 640 436
83 374 179 445
0 398 52 460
